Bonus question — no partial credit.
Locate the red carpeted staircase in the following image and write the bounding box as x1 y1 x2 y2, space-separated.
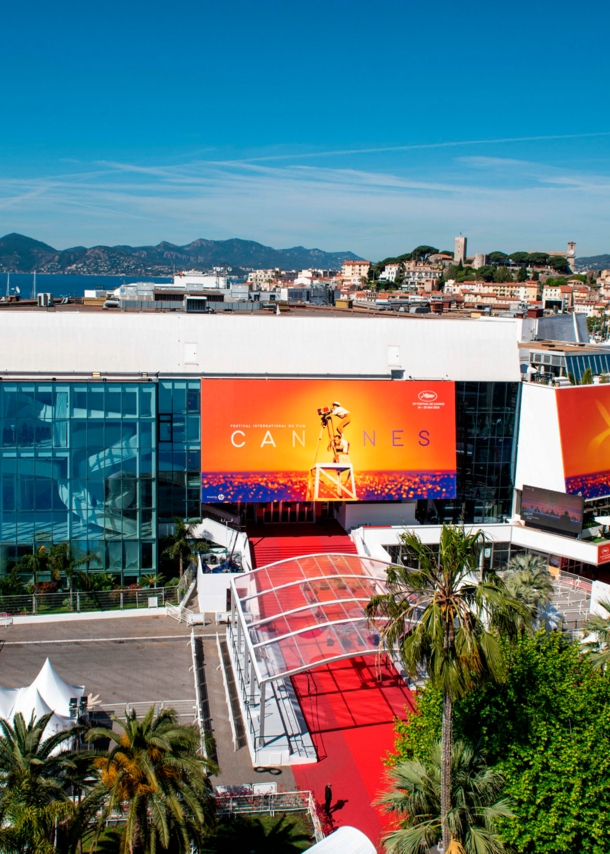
246 521 357 568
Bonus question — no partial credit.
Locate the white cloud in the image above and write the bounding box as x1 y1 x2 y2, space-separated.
0 152 609 257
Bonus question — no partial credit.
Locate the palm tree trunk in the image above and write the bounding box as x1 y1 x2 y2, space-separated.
441 690 453 852
179 552 183 579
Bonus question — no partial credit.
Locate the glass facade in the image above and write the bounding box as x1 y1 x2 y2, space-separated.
420 382 520 524
0 376 519 577
0 382 157 578
157 381 201 523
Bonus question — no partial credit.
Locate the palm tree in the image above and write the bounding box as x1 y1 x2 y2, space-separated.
203 814 311 853
85 705 217 854
163 518 209 578
0 712 85 853
17 545 49 596
504 553 554 628
583 598 610 670
366 525 528 853
140 572 165 589
378 741 513 854
48 542 99 610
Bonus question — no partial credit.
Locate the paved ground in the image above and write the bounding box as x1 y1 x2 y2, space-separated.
0 614 295 789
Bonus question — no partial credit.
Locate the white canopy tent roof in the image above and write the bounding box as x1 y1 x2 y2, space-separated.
0 687 19 720
0 658 85 736
11 683 72 735
307 826 376 854
31 658 85 718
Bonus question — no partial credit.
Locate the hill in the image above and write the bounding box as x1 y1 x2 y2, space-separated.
575 254 610 272
0 234 362 275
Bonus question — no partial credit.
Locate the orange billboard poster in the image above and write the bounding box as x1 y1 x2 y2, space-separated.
556 385 610 498
201 379 456 502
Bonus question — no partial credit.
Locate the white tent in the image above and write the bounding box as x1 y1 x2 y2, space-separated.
308 827 376 854
0 687 19 720
11 684 71 735
31 658 85 718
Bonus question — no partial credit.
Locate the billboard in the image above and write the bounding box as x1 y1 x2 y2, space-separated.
556 385 610 499
201 379 456 503
520 484 584 537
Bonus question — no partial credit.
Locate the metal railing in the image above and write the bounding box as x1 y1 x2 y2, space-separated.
0 586 179 616
176 564 196 603
214 789 324 842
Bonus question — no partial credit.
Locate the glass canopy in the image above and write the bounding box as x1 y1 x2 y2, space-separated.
231 553 391 684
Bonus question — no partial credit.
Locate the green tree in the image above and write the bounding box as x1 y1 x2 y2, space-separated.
48 542 99 610
366 525 528 852
516 265 527 282
583 598 610 670
504 553 553 626
203 815 311 854
548 256 571 274
488 252 509 265
509 252 529 265
391 631 610 854
86 706 217 854
17 545 49 595
493 266 513 283
476 265 496 283
527 252 549 267
378 741 513 854
581 366 593 385
411 245 439 261
163 518 209 578
0 712 86 853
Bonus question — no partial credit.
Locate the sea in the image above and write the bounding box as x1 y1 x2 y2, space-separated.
0 273 172 300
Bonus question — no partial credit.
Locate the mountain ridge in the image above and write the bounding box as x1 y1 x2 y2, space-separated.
575 254 610 272
0 233 362 275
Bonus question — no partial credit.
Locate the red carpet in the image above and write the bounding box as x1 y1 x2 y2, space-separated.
247 522 357 568
291 655 415 849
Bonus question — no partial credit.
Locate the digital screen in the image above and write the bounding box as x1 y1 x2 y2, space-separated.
556 385 610 499
521 484 584 536
201 379 456 503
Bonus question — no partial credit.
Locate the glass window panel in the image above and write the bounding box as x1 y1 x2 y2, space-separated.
171 416 186 443
105 422 121 447
141 541 153 569
106 387 122 418
124 540 138 570
187 450 200 470
88 387 104 418
72 386 88 417
172 383 186 413
106 541 123 569
159 448 173 471
158 382 172 414
172 449 186 471
139 385 155 418
186 415 200 441
187 389 199 412
139 421 153 449
72 422 87 447
123 387 138 417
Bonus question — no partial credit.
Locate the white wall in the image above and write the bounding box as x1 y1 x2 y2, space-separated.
515 383 566 492
196 560 232 613
351 521 601 566
0 312 521 381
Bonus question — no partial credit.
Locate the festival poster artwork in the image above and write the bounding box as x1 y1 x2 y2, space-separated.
200 379 456 503
556 385 610 499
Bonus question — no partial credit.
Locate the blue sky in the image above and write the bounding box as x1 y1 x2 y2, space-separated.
1 0 609 259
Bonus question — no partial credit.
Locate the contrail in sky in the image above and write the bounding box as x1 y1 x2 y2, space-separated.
219 131 610 164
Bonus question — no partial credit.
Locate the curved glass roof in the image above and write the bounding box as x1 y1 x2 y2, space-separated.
232 553 390 683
